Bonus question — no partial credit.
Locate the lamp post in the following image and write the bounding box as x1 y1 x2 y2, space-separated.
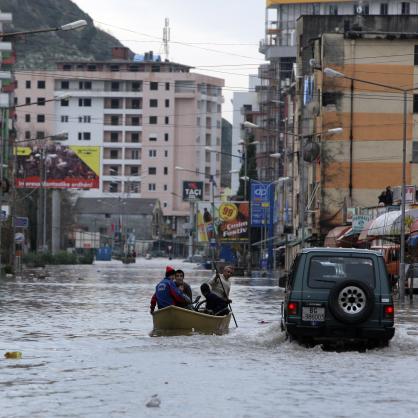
324 67 416 301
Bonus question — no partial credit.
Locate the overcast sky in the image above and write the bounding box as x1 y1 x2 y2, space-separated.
72 0 267 121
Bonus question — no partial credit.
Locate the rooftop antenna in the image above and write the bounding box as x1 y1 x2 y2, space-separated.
163 18 170 61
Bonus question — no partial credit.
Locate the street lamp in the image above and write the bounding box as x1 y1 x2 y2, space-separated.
0 20 87 39
324 67 415 301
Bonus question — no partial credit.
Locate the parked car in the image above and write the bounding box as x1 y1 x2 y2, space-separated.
281 248 395 348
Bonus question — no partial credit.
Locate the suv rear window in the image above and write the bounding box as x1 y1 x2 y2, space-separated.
308 256 375 289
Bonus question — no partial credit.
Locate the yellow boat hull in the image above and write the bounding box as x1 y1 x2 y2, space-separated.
152 305 231 333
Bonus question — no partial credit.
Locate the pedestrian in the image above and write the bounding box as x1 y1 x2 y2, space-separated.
385 186 393 206
174 269 193 306
378 190 386 205
149 266 191 314
200 283 229 316
206 265 234 303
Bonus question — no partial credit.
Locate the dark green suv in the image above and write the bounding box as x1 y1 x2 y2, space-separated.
281 248 395 348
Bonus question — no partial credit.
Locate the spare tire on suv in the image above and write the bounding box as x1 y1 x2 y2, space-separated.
328 279 375 324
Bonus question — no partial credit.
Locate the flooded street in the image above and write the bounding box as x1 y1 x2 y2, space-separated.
1 259 418 418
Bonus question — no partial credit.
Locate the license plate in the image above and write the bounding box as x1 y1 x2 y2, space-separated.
302 306 325 322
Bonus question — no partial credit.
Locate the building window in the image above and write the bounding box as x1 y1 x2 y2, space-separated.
111 98 120 109
163 202 168 208
130 166 139 176
36 131 44 139
109 165 119 175
132 81 141 92
131 132 140 143
329 5 338 15
150 82 159 90
25 114 31 122
132 99 141 109
84 116 91 123
110 132 119 142
25 97 31 105
380 3 388 15
413 142 418 163
37 97 45 106
148 183 156 191
61 98 69 107
37 80 45 89
25 131 31 139
165 116 169 125
150 116 158 124
111 116 119 125
110 64 120 72
164 133 169 142
63 64 72 71
79 81 92 89
109 182 118 193
37 114 45 123
402 2 410 15
164 184 168 191
61 80 69 89
165 82 170 91
131 116 140 126
61 115 69 123
87 64 97 71
164 167 168 175
79 98 92 107
149 135 157 142
78 132 91 141
165 99 170 108
131 149 140 159
149 150 157 157
150 99 158 107
164 150 168 157
110 150 119 159
148 167 157 175
414 95 418 113
26 80 31 89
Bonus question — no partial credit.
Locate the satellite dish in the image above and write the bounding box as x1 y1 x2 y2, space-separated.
303 141 320 162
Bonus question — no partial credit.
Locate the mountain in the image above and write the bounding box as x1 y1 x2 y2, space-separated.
0 0 124 68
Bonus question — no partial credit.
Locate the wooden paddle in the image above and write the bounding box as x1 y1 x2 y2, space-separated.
213 262 238 328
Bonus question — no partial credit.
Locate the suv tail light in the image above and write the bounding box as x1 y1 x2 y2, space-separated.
287 302 298 315
384 305 394 318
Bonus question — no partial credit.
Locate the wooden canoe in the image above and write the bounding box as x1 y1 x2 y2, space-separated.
152 305 231 333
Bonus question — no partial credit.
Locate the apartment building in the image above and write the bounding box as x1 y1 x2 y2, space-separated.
292 14 418 244
259 0 416 184
14 48 224 232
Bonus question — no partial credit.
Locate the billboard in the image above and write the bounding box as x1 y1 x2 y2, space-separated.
197 201 249 243
250 181 276 226
267 0 348 5
15 144 100 189
182 181 203 201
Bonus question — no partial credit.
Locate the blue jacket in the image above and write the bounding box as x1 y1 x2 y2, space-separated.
150 277 189 310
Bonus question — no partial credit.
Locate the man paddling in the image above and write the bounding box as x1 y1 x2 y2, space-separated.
207 265 234 303
150 266 191 314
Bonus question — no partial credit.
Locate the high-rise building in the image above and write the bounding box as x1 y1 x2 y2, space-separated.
259 1 416 183
14 48 224 235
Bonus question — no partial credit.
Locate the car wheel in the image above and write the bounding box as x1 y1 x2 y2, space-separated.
328 279 374 324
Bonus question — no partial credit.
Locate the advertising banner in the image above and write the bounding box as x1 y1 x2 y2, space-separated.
250 181 276 226
352 214 372 233
182 181 203 201
197 201 249 243
15 144 100 189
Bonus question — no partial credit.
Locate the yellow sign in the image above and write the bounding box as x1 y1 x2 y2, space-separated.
70 146 100 175
219 203 238 222
16 147 31 156
267 0 350 5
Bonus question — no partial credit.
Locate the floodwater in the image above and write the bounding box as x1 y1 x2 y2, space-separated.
1 258 418 418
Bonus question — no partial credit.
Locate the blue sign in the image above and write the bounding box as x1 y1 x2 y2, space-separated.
15 217 29 228
251 182 275 226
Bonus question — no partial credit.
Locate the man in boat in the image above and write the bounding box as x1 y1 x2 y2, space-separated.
207 265 234 304
149 266 191 314
174 269 192 308
200 283 229 316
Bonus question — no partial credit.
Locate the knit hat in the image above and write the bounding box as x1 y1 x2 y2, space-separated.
166 266 176 276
